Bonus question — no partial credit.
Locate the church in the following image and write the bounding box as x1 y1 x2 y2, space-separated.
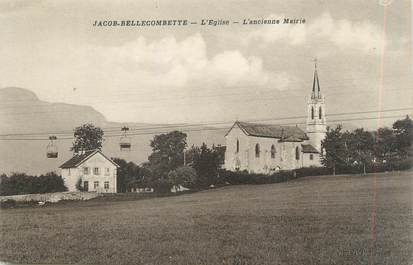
224 63 327 173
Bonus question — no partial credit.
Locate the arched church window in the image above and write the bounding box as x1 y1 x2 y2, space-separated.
319 107 322 119
255 144 260 158
295 146 300 160
311 107 314 120
236 139 239 153
271 145 276 159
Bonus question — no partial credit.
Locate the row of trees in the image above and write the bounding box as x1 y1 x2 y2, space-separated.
113 131 225 193
321 116 413 175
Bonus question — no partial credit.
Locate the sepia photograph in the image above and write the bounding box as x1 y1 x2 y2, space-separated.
0 0 412 264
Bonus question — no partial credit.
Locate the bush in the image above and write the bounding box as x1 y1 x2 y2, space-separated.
295 167 331 177
0 199 16 209
0 172 67 196
151 177 171 194
388 158 413 171
219 169 294 185
75 178 84 191
174 166 198 188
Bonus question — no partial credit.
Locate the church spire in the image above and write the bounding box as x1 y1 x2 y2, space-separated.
312 58 321 99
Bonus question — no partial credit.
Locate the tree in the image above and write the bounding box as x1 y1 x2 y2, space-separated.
374 127 397 163
148 131 187 177
188 143 221 187
393 115 413 158
168 166 198 191
321 125 345 175
71 123 104 154
112 158 144 192
36 172 67 193
347 128 374 175
146 131 187 193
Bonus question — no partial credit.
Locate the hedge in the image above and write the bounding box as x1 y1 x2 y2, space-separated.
218 160 412 186
0 172 67 196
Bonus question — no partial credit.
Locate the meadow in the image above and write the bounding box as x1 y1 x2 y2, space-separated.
1 171 412 265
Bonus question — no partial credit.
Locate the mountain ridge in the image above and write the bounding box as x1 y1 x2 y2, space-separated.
0 87 226 175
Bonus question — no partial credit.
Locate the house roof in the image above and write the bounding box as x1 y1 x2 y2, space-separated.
227 121 309 142
301 144 319 153
59 150 119 169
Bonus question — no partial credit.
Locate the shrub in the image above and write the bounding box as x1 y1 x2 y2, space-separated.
75 178 84 192
219 169 295 185
295 167 331 177
0 199 16 209
151 177 171 194
0 172 67 196
175 166 198 188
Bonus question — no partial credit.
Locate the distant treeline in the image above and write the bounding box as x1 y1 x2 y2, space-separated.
0 172 67 196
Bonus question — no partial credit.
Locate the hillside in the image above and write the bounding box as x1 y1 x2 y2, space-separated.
0 87 226 175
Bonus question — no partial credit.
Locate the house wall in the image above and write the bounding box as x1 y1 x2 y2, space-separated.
61 152 117 193
61 168 80 192
225 125 309 173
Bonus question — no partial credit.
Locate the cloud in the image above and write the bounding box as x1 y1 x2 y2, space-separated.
247 12 385 55
47 33 292 123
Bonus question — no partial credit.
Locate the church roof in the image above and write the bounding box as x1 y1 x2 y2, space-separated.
228 121 309 142
301 144 319 153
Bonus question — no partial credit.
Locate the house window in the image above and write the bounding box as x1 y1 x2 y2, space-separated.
68 168 71 176
255 144 260 158
94 167 100 175
236 139 239 153
310 154 314 160
94 181 99 189
311 107 314 120
295 146 300 160
104 181 109 190
104 168 110 176
271 145 276 159
319 107 322 119
83 167 89 175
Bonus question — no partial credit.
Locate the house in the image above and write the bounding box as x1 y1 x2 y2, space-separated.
59 150 119 193
224 62 326 174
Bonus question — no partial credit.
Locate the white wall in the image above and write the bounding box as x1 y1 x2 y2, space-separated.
225 125 308 173
61 152 117 193
302 153 321 167
224 125 250 172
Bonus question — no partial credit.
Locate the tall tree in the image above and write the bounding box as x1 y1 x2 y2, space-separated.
71 123 104 154
188 143 221 187
393 115 413 158
348 128 374 175
112 158 144 192
148 131 187 179
374 127 397 163
321 125 345 175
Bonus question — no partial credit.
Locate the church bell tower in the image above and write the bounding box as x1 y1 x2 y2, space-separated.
306 59 327 152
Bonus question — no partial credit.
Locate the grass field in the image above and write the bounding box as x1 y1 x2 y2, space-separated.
1 171 412 265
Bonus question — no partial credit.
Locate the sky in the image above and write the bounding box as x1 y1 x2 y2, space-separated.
0 0 412 129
